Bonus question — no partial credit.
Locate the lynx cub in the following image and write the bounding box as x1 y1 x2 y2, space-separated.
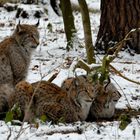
0 22 39 86
61 75 121 119
9 78 97 123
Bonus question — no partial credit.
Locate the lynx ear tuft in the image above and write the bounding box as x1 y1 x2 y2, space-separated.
35 20 40 27
16 24 22 33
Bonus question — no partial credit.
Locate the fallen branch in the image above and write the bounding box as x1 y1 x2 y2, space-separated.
75 59 140 85
110 64 140 85
36 126 83 136
75 59 100 72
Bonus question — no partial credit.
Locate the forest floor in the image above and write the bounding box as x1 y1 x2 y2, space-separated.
0 0 140 140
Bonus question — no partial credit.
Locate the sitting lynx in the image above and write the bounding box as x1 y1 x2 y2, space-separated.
0 22 39 86
9 78 97 123
0 84 15 118
0 22 39 118
61 75 121 120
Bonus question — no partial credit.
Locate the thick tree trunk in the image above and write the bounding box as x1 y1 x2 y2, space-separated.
96 0 140 53
60 0 76 51
78 0 95 64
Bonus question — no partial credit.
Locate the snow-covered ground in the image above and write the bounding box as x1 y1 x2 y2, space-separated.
0 0 140 139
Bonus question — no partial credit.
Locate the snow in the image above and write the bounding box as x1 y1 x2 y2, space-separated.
0 0 140 139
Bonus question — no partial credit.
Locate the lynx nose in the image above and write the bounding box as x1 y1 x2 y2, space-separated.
31 45 38 48
35 39 39 46
31 40 39 48
37 41 39 46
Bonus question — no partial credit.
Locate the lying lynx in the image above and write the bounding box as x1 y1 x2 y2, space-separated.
8 81 35 121
0 22 39 86
61 75 121 119
9 78 97 123
89 83 121 119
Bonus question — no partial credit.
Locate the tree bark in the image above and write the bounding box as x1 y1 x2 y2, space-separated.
78 0 95 64
96 0 140 53
60 0 76 51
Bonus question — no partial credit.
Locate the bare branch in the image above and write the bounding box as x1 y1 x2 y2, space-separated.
36 126 83 136
110 64 140 85
48 73 59 82
107 28 140 62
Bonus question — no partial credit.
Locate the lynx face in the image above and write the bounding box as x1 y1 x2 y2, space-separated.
13 24 39 54
0 22 39 86
61 75 97 120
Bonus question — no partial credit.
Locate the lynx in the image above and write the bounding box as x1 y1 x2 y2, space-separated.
0 22 39 86
9 78 97 123
61 75 121 120
89 83 121 119
0 22 39 117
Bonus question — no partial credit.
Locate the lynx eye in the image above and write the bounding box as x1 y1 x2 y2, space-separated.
78 89 94 102
113 99 118 102
85 98 93 102
32 35 39 45
30 34 35 40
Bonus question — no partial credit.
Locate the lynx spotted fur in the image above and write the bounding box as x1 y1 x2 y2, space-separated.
9 78 97 123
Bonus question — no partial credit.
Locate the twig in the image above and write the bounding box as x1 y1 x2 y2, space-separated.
48 73 59 82
110 64 140 85
15 63 63 139
111 77 131 109
6 124 12 140
112 77 140 127
75 59 140 85
108 28 140 62
15 74 45 139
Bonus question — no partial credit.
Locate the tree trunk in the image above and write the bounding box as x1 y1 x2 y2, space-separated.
60 0 76 51
78 0 95 64
96 0 140 53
